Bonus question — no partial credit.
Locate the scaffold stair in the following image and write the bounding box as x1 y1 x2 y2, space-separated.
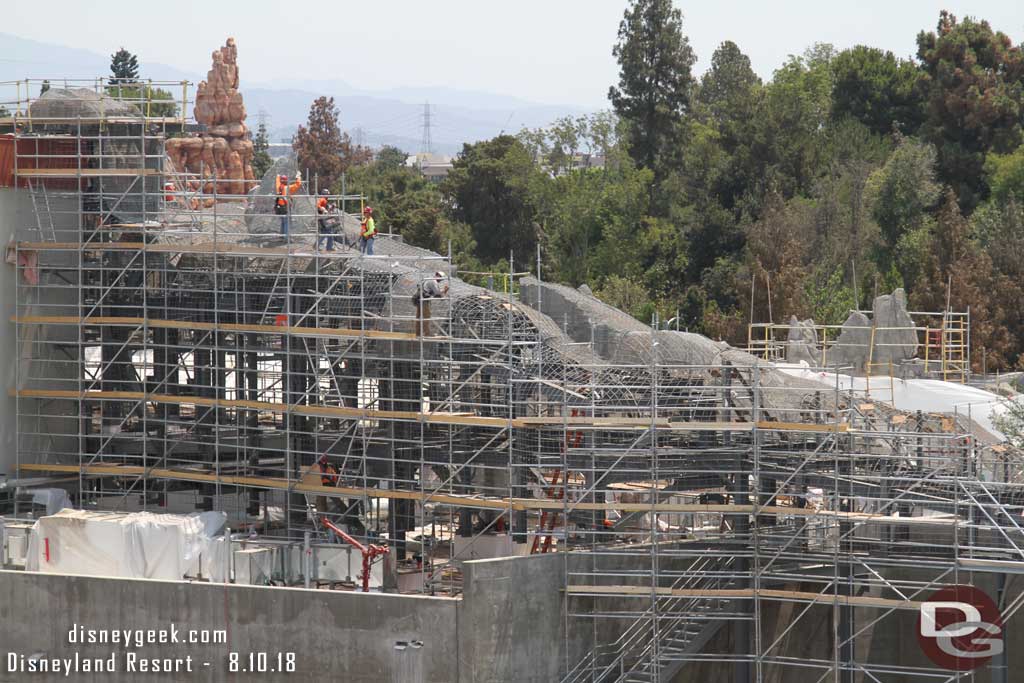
561 555 737 683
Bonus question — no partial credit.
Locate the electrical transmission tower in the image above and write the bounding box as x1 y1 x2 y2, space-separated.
420 102 433 156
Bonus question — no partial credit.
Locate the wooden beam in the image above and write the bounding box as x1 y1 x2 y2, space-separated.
12 315 418 342
16 241 353 258
0 116 183 125
11 389 512 428
17 463 516 511
15 168 161 177
9 462 967 525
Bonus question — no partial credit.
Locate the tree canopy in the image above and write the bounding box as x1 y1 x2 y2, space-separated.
293 96 371 190
110 48 139 83
251 120 272 180
324 8 1024 371
609 0 696 192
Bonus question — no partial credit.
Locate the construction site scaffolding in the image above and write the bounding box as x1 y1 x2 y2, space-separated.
4 80 1024 683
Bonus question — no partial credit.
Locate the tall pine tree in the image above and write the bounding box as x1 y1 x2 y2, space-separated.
608 0 696 188
110 48 139 83
916 12 1024 211
252 119 273 180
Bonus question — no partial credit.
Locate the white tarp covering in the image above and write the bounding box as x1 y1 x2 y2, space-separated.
28 488 72 515
776 363 1020 442
26 509 226 580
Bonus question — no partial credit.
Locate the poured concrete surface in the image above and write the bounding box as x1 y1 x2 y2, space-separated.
0 569 458 682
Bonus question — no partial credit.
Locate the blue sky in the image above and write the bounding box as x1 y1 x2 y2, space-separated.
6 0 1023 107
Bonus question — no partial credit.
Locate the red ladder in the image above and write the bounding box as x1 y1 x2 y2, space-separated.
530 409 584 554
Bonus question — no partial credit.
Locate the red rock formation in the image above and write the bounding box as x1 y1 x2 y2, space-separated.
165 38 256 204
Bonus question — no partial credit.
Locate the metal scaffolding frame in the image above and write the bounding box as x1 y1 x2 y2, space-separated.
4 79 1024 682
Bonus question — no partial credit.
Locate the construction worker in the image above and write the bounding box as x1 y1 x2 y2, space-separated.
316 189 337 252
274 171 303 236
412 271 449 336
316 455 340 513
359 205 377 255
317 454 339 487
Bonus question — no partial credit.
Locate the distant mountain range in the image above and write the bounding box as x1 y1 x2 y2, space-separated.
0 32 590 155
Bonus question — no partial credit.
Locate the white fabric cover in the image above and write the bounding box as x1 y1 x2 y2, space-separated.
29 488 72 515
26 509 226 580
776 363 1018 441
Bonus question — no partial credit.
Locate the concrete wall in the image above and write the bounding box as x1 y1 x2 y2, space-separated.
0 570 458 682
0 188 24 477
0 552 569 682
0 187 82 477
458 552 564 682
4 554 1024 682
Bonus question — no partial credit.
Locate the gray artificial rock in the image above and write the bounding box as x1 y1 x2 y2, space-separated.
870 288 918 367
245 156 317 235
829 311 872 372
29 87 141 120
785 315 821 366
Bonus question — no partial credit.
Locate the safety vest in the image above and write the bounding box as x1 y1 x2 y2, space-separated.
275 177 302 207
360 216 377 239
319 462 337 487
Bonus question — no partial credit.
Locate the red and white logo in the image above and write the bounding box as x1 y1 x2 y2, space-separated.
917 585 1003 671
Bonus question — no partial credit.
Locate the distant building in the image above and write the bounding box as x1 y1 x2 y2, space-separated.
267 142 292 160
577 153 605 170
406 152 453 184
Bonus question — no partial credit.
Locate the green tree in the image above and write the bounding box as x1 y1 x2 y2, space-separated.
110 47 139 83
104 48 177 117
251 120 272 180
745 193 816 323
140 86 177 117
595 274 651 321
376 145 408 172
972 200 1024 365
608 0 696 188
803 265 856 324
544 148 652 285
867 136 940 249
994 398 1024 447
985 145 1024 205
343 153 469 256
547 115 588 175
753 45 836 202
691 41 762 213
913 191 1013 368
676 41 762 291
293 96 370 190
441 135 544 263
830 46 923 136
916 11 1024 210
696 41 761 129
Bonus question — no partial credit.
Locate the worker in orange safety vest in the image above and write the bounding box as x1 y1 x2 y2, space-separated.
274 171 303 236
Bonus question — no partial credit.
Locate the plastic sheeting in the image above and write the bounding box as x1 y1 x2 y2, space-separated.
26 488 72 515
26 509 227 580
776 362 1018 442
